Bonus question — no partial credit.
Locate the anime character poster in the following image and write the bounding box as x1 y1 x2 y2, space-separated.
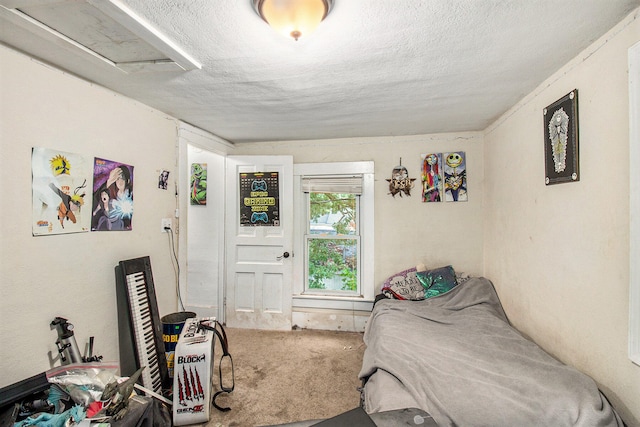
421 153 443 203
444 152 468 202
91 158 134 231
190 163 207 205
158 170 170 190
239 172 280 226
32 147 91 236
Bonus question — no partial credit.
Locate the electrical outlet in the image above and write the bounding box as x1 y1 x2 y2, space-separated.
161 218 172 233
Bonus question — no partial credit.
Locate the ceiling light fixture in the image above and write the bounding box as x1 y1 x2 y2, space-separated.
252 0 334 41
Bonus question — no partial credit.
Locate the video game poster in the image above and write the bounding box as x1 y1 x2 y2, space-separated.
239 172 280 226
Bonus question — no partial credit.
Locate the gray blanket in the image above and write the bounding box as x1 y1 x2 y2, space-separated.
359 277 623 427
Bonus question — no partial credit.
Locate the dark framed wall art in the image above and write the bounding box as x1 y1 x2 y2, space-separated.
543 89 579 185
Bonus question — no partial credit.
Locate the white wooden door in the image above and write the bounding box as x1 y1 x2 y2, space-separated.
225 156 293 330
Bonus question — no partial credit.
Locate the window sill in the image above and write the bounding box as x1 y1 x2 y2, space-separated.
293 294 374 311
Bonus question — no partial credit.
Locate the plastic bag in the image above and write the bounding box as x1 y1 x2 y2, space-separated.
45 362 119 406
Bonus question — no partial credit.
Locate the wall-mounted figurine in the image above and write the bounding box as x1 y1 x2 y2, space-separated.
387 158 416 197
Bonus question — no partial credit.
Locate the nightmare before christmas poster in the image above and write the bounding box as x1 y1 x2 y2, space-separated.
444 152 467 202
239 172 280 226
91 158 134 231
421 153 443 203
32 147 91 236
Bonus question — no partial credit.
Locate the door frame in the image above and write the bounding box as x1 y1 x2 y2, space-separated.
177 122 233 322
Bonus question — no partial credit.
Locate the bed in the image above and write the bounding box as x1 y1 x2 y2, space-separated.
358 267 623 426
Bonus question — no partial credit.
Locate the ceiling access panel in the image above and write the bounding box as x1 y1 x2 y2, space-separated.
0 0 201 73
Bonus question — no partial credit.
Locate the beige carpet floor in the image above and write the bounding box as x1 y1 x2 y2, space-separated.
203 327 366 427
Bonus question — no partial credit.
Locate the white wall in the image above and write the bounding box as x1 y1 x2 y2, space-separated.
184 144 225 318
0 46 180 387
177 124 233 323
483 10 640 425
232 133 485 287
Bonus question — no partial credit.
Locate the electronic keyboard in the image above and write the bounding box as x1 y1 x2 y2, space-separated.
115 256 171 395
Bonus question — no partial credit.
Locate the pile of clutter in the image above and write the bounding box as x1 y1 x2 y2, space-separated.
10 363 160 426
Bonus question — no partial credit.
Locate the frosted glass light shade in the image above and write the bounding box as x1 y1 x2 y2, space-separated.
252 0 333 41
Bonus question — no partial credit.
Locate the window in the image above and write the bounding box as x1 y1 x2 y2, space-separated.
293 162 374 302
305 187 360 295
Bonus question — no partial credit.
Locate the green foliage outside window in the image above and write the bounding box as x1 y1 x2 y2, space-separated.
309 193 354 234
308 193 357 291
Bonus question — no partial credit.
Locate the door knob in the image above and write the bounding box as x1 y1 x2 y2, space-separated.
277 252 290 260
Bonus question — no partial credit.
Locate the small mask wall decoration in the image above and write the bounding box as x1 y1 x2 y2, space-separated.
387 159 416 197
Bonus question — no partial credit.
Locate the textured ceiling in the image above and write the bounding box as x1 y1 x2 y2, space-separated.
1 0 639 143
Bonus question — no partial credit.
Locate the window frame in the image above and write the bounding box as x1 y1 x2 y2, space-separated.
629 40 640 366
292 161 375 307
